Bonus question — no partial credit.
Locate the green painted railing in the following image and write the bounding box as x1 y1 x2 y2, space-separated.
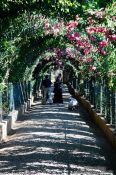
0 81 34 120
72 78 116 130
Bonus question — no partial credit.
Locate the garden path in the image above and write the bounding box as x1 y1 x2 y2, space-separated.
0 89 116 175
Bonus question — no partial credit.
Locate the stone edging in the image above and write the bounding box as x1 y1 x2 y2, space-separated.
0 96 34 141
67 83 116 150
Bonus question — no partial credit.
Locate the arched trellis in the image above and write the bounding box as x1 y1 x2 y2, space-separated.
8 35 60 81
31 56 80 97
0 2 115 89
0 1 116 135
7 32 79 82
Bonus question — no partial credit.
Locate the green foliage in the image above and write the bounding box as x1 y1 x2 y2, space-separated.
0 0 115 89
0 83 7 92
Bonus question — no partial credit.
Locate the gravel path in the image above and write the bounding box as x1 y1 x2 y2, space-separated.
0 91 116 175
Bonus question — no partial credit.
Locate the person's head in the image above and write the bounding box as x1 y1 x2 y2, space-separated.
58 73 61 77
56 73 62 81
45 75 48 79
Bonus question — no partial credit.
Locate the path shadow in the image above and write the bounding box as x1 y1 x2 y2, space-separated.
0 95 116 175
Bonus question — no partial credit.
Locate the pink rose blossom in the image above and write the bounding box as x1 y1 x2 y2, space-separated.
87 57 92 62
90 65 96 71
108 34 116 41
100 49 107 56
112 16 116 20
84 49 90 55
44 22 50 29
86 26 106 34
82 57 92 62
99 40 108 47
87 17 96 24
96 27 106 33
66 20 78 32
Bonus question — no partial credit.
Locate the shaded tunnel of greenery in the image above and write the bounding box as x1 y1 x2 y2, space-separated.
0 0 115 90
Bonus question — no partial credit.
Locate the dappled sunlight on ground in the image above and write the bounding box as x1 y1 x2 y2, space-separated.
0 90 116 175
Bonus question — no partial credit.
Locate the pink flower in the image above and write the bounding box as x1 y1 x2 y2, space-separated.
112 16 116 20
90 65 96 71
44 29 51 35
66 47 71 54
39 61 42 65
84 49 90 55
82 58 87 62
96 27 106 33
87 17 96 24
44 22 50 29
82 57 92 62
86 27 96 34
73 32 80 39
65 47 75 58
99 40 108 47
87 57 92 62
105 29 113 37
75 15 80 21
90 35 96 41
76 40 82 46
108 34 116 41
111 34 116 40
53 28 60 36
66 20 78 32
97 48 107 56
65 32 80 41
86 26 106 34
100 49 107 56
44 56 50 61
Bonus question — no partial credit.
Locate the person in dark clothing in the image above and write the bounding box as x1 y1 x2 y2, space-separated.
41 75 52 103
53 74 63 103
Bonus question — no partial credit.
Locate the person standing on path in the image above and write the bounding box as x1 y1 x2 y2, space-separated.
53 73 63 103
41 75 52 104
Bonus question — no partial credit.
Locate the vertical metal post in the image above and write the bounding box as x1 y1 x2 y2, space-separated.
107 88 111 123
86 79 89 98
88 80 91 101
100 78 103 114
20 82 24 102
27 81 30 99
84 80 86 97
110 90 113 125
19 82 25 104
25 81 28 101
76 78 78 90
30 81 33 98
102 79 106 116
77 75 80 91
90 79 93 103
94 80 97 110
95 80 99 112
8 83 15 112
80 79 84 95
24 81 27 101
92 80 96 108
13 83 22 108
28 81 31 99
73 78 76 90
86 79 89 100
104 84 107 119
83 79 86 97
114 90 116 129
0 91 2 121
